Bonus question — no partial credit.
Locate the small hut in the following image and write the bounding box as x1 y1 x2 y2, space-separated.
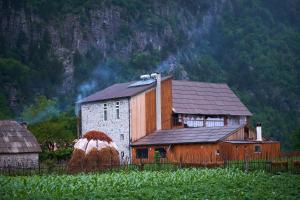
0 120 41 168
68 130 120 173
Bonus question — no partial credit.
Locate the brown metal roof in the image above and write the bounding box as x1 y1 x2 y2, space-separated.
172 80 252 116
0 120 42 154
131 125 243 146
79 77 251 116
224 140 279 144
80 76 172 103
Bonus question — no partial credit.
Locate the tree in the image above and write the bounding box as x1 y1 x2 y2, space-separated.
21 96 60 124
28 113 77 150
292 123 300 150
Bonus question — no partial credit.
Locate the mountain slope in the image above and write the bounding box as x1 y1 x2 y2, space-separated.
0 0 299 149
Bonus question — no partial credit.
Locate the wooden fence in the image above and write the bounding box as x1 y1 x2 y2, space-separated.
1 154 299 176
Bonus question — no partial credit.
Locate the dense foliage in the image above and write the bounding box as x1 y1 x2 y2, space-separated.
0 0 299 149
0 168 299 199
28 113 77 150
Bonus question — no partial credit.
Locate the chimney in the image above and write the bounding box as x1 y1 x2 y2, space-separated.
151 73 162 130
256 123 262 141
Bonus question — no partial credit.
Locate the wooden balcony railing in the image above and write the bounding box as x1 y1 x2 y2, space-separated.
172 117 225 128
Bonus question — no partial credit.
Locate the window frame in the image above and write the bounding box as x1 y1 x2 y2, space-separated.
254 145 262 153
116 101 120 119
104 103 108 121
155 147 167 158
136 148 148 159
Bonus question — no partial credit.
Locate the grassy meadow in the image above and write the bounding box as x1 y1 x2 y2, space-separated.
0 168 299 200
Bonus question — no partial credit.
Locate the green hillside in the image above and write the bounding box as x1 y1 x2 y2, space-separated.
0 0 299 149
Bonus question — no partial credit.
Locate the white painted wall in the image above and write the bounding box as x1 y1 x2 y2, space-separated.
81 99 130 162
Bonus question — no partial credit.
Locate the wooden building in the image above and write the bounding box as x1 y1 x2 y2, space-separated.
79 73 280 164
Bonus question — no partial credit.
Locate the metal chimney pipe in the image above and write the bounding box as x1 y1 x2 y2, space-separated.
256 123 262 141
151 73 162 130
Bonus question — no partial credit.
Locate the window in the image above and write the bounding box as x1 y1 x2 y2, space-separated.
215 150 220 156
136 148 148 159
155 147 167 158
120 134 124 141
116 101 120 119
254 145 261 153
104 103 108 121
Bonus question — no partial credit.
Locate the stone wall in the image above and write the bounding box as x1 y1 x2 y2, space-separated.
81 98 130 162
0 153 39 168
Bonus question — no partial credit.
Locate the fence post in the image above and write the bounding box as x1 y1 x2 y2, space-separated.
244 154 249 172
139 159 144 171
110 154 112 171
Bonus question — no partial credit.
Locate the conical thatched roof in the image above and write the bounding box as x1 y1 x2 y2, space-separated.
0 120 41 154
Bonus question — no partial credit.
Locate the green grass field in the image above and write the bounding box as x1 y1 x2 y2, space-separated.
0 168 299 200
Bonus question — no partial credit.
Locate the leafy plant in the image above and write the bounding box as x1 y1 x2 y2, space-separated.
0 168 299 199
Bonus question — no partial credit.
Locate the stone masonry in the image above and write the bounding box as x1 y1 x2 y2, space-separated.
81 99 130 162
0 153 39 168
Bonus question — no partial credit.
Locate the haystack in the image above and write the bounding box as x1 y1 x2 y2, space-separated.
68 130 120 173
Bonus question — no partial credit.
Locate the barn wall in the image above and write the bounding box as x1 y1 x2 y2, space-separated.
225 128 245 140
144 78 173 134
0 153 39 168
131 145 164 164
145 89 156 134
219 142 280 160
168 143 221 163
130 93 146 142
81 98 130 161
161 78 173 129
132 143 222 164
225 126 256 141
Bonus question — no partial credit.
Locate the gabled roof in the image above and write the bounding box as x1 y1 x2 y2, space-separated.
0 120 41 154
79 77 251 116
172 80 252 116
131 125 243 146
80 76 171 103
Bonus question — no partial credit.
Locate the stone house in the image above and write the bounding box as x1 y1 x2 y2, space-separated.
78 73 280 164
0 120 41 168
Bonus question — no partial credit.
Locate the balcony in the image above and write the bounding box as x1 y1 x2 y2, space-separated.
172 116 225 128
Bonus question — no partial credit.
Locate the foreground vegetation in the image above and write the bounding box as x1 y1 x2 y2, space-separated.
0 0 299 150
0 168 299 200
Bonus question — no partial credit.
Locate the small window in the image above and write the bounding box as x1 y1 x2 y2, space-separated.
215 150 220 156
116 101 120 119
155 147 167 158
136 148 148 159
254 145 261 153
120 134 124 141
104 103 108 121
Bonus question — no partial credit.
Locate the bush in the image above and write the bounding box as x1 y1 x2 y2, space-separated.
40 148 73 162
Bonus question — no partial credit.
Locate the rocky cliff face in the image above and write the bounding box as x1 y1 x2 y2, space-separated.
0 0 224 94
1 0 299 149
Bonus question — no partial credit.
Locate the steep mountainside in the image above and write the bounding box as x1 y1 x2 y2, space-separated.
0 0 299 149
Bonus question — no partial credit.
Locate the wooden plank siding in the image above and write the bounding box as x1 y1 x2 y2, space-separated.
145 89 156 134
161 78 173 129
219 142 280 160
132 143 222 164
130 77 175 142
131 141 280 164
168 143 222 163
131 145 168 164
130 93 146 142
224 126 256 141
